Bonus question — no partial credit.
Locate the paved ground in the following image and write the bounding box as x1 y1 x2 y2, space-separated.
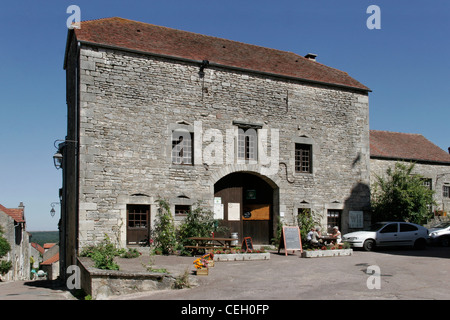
114 246 450 300
0 246 448 301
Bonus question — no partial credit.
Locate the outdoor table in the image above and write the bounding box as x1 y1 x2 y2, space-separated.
320 236 337 245
185 237 236 252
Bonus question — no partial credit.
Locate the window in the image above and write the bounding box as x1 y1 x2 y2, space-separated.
421 178 432 190
295 144 312 173
127 205 148 229
238 128 257 161
327 210 341 233
175 205 191 216
380 223 398 233
172 129 193 165
400 223 418 232
443 185 450 198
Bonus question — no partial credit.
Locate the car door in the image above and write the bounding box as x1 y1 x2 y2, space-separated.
399 223 419 246
376 223 399 246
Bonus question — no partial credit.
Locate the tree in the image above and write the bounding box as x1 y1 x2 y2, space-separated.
0 226 12 277
371 162 436 225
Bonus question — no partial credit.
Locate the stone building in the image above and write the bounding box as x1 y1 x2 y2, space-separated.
0 203 30 281
61 17 371 274
370 130 450 216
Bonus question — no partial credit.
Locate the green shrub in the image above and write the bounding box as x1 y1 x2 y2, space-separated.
152 199 177 255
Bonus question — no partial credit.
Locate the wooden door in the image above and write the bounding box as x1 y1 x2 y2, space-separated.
127 205 150 245
214 173 273 244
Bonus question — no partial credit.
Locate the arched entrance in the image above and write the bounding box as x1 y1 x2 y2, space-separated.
214 172 278 244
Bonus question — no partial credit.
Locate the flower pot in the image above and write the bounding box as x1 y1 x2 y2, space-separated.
196 268 209 276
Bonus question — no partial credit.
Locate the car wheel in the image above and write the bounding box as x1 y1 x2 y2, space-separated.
441 237 450 247
414 238 426 250
363 239 375 251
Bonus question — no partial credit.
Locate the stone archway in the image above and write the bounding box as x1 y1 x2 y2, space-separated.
214 171 279 245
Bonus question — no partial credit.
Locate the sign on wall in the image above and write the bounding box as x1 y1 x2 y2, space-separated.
228 203 240 221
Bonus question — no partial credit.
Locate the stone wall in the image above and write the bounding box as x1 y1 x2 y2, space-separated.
75 45 370 248
370 158 450 214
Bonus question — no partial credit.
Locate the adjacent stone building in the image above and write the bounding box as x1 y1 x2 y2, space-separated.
61 17 371 275
0 203 30 281
370 130 450 216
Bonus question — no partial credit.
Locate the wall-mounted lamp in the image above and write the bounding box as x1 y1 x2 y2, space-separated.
50 202 59 218
53 139 77 170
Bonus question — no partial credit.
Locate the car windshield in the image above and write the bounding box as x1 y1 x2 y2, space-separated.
365 222 388 232
433 222 450 229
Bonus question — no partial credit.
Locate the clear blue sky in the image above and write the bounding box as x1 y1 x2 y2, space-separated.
1 0 449 231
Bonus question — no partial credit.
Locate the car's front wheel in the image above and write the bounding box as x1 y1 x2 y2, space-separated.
363 239 375 251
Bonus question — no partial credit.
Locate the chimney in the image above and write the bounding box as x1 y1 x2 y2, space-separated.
448 147 450 154
304 53 317 61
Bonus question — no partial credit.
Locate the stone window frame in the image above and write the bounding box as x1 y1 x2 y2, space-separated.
291 136 315 176
171 195 195 222
168 122 195 167
232 120 263 165
443 184 450 199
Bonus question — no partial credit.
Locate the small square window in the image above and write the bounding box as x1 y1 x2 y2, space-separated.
175 205 191 216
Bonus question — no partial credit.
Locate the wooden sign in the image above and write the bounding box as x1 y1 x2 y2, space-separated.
278 226 302 256
241 237 253 252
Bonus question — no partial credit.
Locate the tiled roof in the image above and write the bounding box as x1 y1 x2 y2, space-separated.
41 253 59 266
71 17 370 92
0 204 25 223
44 243 57 250
31 242 45 254
370 130 450 164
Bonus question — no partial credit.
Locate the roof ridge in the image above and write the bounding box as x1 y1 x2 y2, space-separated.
71 17 370 91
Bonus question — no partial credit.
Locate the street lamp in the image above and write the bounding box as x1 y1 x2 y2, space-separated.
52 139 77 170
50 202 59 218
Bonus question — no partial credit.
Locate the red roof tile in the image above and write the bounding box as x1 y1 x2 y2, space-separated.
31 242 45 254
370 130 450 164
0 204 25 223
44 243 57 249
41 253 59 266
71 17 370 92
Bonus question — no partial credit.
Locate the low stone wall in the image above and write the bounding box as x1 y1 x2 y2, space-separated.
301 249 353 258
77 257 183 300
213 252 270 262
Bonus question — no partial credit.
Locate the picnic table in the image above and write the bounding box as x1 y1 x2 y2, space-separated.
185 237 237 252
320 235 338 245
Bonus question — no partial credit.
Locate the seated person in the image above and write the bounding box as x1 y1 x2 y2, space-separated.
309 227 322 246
306 228 315 242
330 226 342 243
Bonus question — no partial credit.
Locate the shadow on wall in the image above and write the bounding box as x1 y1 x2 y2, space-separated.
343 182 371 233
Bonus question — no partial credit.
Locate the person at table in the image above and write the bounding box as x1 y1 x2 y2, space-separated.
330 226 342 244
306 228 315 242
309 227 322 246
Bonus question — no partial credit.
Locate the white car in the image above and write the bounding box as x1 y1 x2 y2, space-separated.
428 221 450 247
342 222 428 251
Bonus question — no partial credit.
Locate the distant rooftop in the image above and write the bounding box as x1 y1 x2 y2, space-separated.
370 130 450 164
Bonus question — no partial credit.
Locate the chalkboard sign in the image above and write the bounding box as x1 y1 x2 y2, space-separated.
278 226 303 256
241 237 253 252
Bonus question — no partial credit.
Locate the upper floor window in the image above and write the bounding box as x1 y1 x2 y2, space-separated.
238 128 257 161
172 129 193 165
295 143 312 173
